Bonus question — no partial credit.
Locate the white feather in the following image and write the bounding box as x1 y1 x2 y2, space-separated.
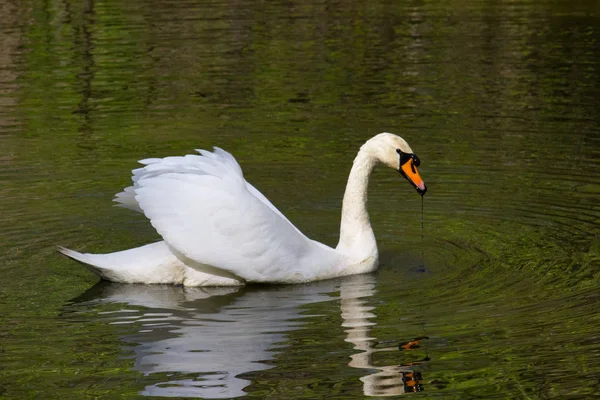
132 149 340 282
60 133 424 286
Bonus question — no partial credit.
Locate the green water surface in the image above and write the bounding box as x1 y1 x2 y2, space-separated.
1 0 600 398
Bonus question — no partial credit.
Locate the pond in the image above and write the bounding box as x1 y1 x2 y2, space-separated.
1 0 599 398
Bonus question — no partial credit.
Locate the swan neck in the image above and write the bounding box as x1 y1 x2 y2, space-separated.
337 147 377 254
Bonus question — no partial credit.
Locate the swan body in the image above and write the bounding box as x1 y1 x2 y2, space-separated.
60 133 426 286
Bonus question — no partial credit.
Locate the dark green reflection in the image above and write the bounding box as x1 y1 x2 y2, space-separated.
1 0 599 398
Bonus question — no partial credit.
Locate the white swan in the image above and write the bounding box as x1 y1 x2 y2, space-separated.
59 132 426 286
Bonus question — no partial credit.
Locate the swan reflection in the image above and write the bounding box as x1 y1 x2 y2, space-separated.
73 274 426 398
341 275 427 396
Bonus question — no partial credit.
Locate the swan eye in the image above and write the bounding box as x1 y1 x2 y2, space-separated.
412 155 421 167
397 149 420 169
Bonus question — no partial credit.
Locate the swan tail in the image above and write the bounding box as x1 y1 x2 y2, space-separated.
57 242 186 284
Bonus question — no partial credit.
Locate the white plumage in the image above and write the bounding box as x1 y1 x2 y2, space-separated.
60 133 425 286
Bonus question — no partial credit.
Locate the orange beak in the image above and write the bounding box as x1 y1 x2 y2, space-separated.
398 151 427 196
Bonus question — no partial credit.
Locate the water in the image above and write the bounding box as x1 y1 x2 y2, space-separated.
1 0 600 398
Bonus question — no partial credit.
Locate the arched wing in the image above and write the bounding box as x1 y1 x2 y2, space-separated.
130 148 320 282
114 153 296 225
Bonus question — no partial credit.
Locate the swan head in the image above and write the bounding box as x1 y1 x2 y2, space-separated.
368 132 427 196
